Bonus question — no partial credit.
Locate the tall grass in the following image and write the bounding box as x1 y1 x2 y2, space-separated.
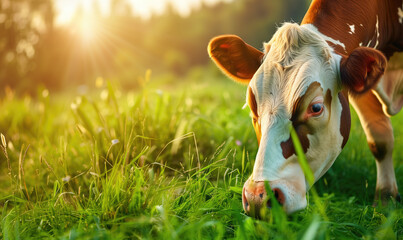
0 70 402 239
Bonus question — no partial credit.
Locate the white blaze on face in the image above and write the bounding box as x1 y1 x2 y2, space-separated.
246 23 348 213
248 63 292 182
251 112 291 182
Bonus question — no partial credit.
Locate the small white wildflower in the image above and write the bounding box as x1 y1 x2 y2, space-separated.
62 175 71 182
155 205 163 214
111 139 120 145
156 89 163 96
97 127 103 134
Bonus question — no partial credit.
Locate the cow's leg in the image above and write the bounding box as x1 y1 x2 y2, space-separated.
350 92 400 204
373 53 403 116
373 69 403 116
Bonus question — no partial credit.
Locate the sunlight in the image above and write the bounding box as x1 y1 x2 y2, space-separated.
54 0 232 25
75 16 97 46
52 0 234 86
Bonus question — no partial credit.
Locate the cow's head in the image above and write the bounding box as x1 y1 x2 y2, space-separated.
208 23 386 215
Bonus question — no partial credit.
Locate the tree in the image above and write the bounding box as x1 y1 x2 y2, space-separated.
0 0 54 93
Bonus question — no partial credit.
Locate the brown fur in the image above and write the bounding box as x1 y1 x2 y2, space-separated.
340 47 387 94
248 87 258 118
281 125 310 158
208 35 264 83
248 87 262 144
368 141 388 160
302 0 403 57
280 82 324 158
302 0 402 203
338 92 351 148
324 89 332 116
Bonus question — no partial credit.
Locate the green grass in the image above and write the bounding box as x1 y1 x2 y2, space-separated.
0 68 402 239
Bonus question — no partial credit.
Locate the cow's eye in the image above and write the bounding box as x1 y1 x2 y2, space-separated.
310 103 324 115
312 103 323 113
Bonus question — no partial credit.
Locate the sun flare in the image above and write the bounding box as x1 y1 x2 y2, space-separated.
54 0 230 25
75 16 97 46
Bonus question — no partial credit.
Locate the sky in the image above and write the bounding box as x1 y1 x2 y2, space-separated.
54 0 232 25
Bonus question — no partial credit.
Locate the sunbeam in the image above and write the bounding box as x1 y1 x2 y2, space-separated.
76 16 97 46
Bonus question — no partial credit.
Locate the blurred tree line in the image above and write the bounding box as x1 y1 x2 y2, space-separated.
0 0 309 94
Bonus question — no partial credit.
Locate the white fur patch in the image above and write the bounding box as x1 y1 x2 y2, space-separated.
302 24 347 53
374 15 380 49
348 24 355 34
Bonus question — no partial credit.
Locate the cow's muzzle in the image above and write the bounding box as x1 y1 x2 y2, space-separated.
242 179 285 218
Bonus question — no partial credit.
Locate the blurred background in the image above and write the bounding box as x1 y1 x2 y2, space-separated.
0 0 309 95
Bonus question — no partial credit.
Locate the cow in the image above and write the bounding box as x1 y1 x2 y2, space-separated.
208 0 403 216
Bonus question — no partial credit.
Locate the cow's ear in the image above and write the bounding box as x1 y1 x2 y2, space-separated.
340 47 387 94
208 35 264 84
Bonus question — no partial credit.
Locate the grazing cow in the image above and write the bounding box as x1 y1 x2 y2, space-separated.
208 0 403 216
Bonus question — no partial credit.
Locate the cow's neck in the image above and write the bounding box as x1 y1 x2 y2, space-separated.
301 0 403 58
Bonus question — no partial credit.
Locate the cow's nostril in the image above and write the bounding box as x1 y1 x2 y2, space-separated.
244 200 249 211
273 188 285 205
266 199 272 208
242 188 250 212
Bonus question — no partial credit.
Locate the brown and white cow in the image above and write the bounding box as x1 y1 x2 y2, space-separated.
208 0 403 215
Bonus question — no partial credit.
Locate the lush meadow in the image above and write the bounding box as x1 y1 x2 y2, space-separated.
0 69 402 239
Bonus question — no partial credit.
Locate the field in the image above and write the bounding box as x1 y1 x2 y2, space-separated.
0 69 402 239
